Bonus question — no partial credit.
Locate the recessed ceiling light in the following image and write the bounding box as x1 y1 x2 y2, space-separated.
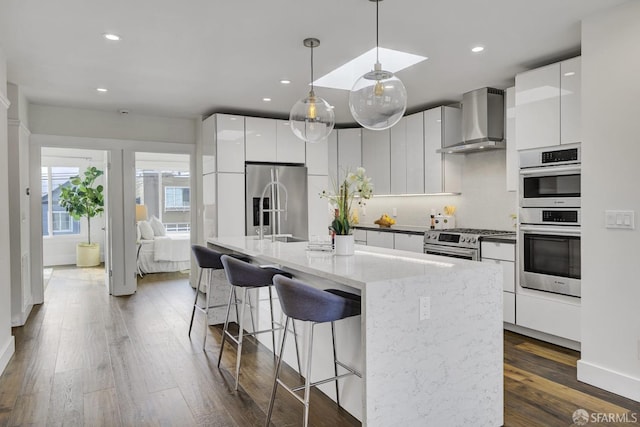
471 46 485 53
262 97 271 102
280 79 291 85
96 88 108 92
314 47 427 91
103 33 121 41
564 71 576 77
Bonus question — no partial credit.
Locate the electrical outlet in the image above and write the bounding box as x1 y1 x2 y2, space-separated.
419 296 430 320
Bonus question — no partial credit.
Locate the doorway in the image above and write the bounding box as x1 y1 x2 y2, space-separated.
40 147 109 296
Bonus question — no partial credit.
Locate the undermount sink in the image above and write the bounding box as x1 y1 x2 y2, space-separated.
274 236 307 243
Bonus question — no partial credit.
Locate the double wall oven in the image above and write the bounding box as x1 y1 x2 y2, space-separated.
519 144 581 298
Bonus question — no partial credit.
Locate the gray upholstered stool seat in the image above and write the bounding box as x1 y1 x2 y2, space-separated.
218 255 301 391
265 275 362 427
188 245 250 350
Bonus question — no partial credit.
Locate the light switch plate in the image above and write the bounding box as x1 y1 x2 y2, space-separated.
605 210 635 229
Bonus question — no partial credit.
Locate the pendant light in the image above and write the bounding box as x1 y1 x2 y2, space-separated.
290 38 335 143
349 0 407 130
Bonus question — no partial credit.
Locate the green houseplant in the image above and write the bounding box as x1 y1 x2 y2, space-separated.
58 166 105 267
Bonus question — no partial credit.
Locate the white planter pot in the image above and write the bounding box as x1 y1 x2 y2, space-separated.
76 243 100 267
334 234 355 256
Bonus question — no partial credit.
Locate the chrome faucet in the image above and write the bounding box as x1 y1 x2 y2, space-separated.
258 177 288 241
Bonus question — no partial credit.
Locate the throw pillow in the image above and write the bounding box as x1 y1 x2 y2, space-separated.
150 215 166 237
139 220 155 240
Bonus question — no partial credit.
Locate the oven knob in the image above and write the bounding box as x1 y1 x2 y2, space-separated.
461 237 467 242
471 238 477 243
429 233 436 239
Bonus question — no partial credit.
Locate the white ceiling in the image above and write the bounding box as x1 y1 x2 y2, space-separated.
0 0 627 125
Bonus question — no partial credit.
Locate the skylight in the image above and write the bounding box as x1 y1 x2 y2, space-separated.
313 47 427 91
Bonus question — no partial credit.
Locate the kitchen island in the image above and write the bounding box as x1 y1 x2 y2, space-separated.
207 236 503 427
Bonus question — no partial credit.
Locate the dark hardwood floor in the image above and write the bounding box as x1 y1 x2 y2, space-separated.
0 267 638 426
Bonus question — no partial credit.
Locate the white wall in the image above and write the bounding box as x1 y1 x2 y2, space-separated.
578 0 640 402
361 150 517 230
29 104 196 144
0 46 16 375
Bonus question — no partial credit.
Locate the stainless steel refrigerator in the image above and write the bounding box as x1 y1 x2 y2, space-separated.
245 163 308 239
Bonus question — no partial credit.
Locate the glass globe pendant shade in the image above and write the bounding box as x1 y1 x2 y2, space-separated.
349 63 407 130
290 90 335 143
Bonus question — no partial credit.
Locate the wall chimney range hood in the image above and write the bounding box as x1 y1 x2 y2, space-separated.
437 87 505 154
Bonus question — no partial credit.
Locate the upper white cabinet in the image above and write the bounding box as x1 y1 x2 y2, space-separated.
424 106 462 194
276 120 306 164
245 117 277 162
362 129 391 194
390 112 425 194
327 129 338 183
307 175 331 239
217 173 245 237
337 128 362 182
306 130 333 176
202 115 216 175
560 57 581 145
515 56 581 150
390 117 408 194
515 63 560 150
213 114 245 173
505 87 518 192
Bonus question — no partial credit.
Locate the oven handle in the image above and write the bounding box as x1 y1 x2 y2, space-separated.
423 244 477 259
519 165 581 176
519 225 581 236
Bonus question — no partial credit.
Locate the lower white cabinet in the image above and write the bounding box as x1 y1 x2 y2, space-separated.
482 258 515 293
503 292 516 324
393 233 424 253
365 230 394 249
353 229 367 245
516 293 580 342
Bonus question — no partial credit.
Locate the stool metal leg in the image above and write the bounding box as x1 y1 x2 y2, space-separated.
218 286 236 367
331 321 340 407
303 323 315 427
234 287 248 391
202 268 212 350
268 287 276 356
265 316 290 427
292 320 302 375
188 268 204 337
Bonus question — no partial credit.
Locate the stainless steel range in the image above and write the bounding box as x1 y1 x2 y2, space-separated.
424 228 512 261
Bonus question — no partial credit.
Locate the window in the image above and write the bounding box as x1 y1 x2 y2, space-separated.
165 187 190 211
42 166 81 236
164 223 191 233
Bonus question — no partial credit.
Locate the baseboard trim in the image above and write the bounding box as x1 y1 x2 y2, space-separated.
0 335 16 375
504 323 581 351
577 360 640 403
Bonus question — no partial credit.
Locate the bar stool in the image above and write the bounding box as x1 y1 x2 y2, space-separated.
188 245 251 350
218 255 301 391
265 275 362 427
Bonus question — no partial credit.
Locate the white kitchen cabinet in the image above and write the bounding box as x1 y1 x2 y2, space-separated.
406 112 425 194
202 115 216 175
365 230 394 249
215 114 245 173
390 112 425 194
353 229 367 244
505 87 518 192
245 117 277 162
503 292 516 325
560 57 581 145
393 233 424 253
481 240 516 324
390 116 407 194
327 130 338 184
202 173 217 240
516 293 580 342
424 107 462 194
217 173 245 237
307 175 331 239
306 130 333 176
515 62 560 150
362 128 391 194
337 128 362 183
276 119 306 164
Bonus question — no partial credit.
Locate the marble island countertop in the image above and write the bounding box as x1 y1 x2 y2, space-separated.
206 236 496 291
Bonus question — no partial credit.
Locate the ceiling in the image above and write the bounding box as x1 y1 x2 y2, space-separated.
0 0 627 125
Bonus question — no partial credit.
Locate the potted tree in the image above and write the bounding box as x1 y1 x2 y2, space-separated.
58 166 105 267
